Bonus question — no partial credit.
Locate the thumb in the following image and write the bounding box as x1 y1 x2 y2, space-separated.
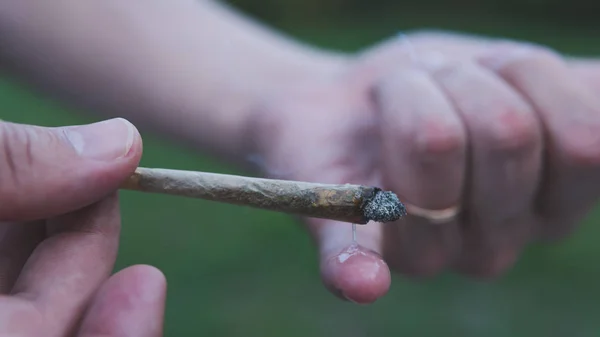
310 217 391 305
0 117 142 221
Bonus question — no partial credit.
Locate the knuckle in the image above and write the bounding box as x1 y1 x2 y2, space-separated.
0 122 64 220
557 125 600 166
374 67 430 114
0 122 50 169
479 108 541 152
413 118 466 156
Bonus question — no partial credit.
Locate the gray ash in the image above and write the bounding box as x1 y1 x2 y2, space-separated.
363 190 407 223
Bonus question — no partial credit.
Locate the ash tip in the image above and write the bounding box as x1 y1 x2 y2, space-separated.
363 190 407 223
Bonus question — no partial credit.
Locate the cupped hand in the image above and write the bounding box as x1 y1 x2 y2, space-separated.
0 118 166 336
250 33 600 304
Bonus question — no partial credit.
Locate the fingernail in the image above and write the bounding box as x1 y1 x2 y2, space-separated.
65 118 136 160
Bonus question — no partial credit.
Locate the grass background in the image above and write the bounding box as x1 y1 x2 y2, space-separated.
2 6 600 337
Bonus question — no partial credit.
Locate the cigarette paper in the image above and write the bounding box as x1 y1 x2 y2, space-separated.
121 167 407 224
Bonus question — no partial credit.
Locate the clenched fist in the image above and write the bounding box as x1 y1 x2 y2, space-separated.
249 33 600 303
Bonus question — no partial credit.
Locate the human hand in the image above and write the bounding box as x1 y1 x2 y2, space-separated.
249 33 600 304
0 118 166 336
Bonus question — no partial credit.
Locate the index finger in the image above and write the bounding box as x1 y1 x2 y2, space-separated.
9 193 121 337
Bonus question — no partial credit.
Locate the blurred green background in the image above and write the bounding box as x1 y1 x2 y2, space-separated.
3 0 600 336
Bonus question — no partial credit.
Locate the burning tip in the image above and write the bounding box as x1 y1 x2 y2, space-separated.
363 190 407 223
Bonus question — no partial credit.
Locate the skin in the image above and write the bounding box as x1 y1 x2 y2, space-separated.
0 118 166 336
2 0 600 333
248 36 600 302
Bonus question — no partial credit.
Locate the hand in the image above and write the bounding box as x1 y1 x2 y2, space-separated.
0 118 166 336
249 33 600 304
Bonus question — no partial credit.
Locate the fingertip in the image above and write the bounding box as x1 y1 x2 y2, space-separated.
60 117 143 182
321 244 391 304
129 264 167 292
60 118 140 163
112 264 167 305
78 265 167 337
